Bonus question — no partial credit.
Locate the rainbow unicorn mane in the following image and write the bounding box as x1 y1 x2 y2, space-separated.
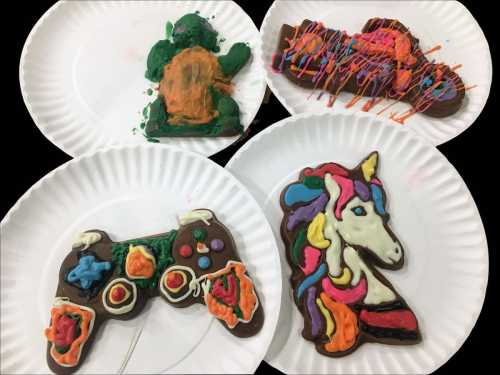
280 152 421 357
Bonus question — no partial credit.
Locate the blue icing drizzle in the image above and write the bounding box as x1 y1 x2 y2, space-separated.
298 54 309 68
371 184 385 215
284 183 323 207
66 255 112 289
296 263 327 300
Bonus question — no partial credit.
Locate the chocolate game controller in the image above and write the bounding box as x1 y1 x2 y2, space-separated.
44 209 263 374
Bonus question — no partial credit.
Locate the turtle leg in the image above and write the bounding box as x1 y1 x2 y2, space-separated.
218 42 251 77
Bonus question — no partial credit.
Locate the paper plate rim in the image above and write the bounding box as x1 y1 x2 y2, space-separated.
226 111 489 374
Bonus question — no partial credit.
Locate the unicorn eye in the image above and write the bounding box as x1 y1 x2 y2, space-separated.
351 206 367 216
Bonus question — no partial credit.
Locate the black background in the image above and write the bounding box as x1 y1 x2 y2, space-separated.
3 1 497 374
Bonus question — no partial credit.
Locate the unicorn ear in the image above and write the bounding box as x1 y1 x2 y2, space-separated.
361 152 379 182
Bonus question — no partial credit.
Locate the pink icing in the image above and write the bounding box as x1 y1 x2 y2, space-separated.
322 277 367 304
332 175 355 219
300 246 321 275
371 178 382 185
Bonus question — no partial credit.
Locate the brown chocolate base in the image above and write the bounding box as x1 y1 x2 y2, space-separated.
272 18 465 118
46 211 263 374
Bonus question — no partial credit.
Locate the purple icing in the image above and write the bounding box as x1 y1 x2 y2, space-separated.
354 180 370 201
306 286 322 337
287 193 328 231
210 239 224 252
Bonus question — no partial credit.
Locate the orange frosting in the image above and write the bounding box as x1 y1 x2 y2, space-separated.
125 246 156 279
206 293 239 328
45 303 94 367
319 292 358 352
294 32 323 55
205 262 258 328
352 28 417 66
159 46 232 126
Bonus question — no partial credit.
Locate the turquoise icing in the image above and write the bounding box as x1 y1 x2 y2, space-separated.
66 255 112 289
296 263 327 300
284 183 323 207
371 183 385 215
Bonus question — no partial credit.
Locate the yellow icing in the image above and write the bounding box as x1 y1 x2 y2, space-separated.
316 298 335 339
329 267 352 286
361 152 378 182
307 213 330 249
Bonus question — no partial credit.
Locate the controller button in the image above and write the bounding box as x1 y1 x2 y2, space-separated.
179 244 193 258
198 256 211 269
210 238 224 252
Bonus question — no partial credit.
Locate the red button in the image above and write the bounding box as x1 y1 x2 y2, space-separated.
111 286 126 302
179 244 193 258
166 272 184 289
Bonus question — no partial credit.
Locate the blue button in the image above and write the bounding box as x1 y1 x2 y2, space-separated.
198 256 211 270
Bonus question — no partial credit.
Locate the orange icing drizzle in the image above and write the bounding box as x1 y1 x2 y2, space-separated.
319 292 358 352
275 19 471 124
159 46 232 126
126 246 156 279
205 262 257 328
422 45 442 55
45 304 93 367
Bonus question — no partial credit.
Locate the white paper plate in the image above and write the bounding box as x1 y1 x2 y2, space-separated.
19 0 266 157
0 144 281 374
260 0 492 145
226 112 488 374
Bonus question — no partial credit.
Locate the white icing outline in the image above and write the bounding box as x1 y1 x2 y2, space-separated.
159 265 200 303
72 231 102 250
48 298 96 368
178 209 213 226
101 278 137 315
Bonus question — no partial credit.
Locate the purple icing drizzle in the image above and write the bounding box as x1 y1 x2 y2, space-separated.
306 286 322 337
354 180 370 201
287 193 328 231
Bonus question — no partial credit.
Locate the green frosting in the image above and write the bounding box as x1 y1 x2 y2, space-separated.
145 39 178 82
172 13 219 52
165 21 174 40
291 227 307 266
111 230 177 289
193 228 207 241
303 176 325 189
142 14 250 137
144 86 243 137
218 43 251 77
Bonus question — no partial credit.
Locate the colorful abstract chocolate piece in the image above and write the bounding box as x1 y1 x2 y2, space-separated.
144 13 251 138
280 152 421 357
272 18 466 122
45 210 263 374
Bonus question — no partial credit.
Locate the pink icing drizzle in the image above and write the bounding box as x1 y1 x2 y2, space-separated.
332 175 355 219
300 246 321 275
322 277 367 304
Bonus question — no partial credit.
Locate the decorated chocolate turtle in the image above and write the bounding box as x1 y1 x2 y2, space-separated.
144 13 251 137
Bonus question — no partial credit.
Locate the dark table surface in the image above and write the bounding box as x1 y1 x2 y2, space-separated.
4 1 497 373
